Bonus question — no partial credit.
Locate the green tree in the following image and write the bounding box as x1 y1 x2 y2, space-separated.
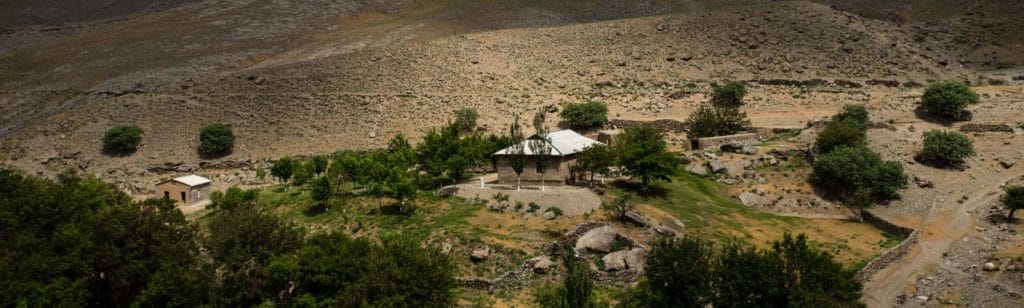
311 176 332 212
530 109 553 191
815 120 866 154
921 81 979 120
210 186 259 211
1001 186 1024 219
576 143 614 185
198 123 235 157
292 161 315 186
639 236 715 307
507 114 528 190
811 146 907 220
271 157 296 184
311 155 328 175
711 80 747 106
417 124 466 185
102 125 143 154
832 104 870 133
560 100 608 129
683 104 751 138
919 130 975 168
454 107 479 133
614 125 681 191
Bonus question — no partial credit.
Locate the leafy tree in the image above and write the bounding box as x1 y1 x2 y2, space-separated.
507 115 528 190
832 104 870 133
639 236 715 307
711 80 747 106
811 146 907 220
204 194 303 306
602 193 635 220
417 124 468 184
210 186 259 210
576 143 614 185
815 119 866 154
454 107 479 133
530 109 553 191
292 161 315 186
683 104 751 138
102 125 143 154
921 81 979 120
535 252 599 308
919 130 975 168
310 155 328 175
311 176 332 212
614 125 681 191
268 232 456 306
198 123 235 157
1001 186 1024 219
270 157 296 183
560 100 608 129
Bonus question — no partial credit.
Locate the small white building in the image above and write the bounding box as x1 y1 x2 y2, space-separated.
155 175 212 206
493 129 604 184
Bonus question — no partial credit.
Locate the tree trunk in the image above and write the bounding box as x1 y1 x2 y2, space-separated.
858 208 865 223
1010 208 1018 219
641 176 649 191
517 175 521 191
589 171 595 187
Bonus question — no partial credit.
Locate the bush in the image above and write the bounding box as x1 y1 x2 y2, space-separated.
454 108 479 133
815 120 865 154
919 130 975 167
102 125 143 153
545 206 564 217
832 104 869 133
1002 186 1024 219
602 193 635 220
198 123 234 157
560 101 608 129
811 146 907 218
921 81 979 120
683 104 751 138
711 81 747 106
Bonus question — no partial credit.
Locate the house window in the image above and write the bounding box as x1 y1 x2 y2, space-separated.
180 191 186 202
164 191 169 199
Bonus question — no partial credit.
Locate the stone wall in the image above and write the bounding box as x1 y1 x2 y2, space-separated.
855 210 918 282
692 133 759 150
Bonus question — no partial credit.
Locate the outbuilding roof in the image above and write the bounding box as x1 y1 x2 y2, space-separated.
494 129 603 156
158 175 211 187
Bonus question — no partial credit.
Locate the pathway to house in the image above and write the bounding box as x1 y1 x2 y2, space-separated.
455 174 602 216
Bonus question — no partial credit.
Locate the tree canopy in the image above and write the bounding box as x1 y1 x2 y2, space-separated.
919 130 975 168
102 125 143 154
560 101 608 129
711 80 747 106
811 146 907 219
683 103 751 138
614 125 681 190
921 81 979 120
198 123 235 157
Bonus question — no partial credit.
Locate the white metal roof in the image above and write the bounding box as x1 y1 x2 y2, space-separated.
494 129 603 156
172 175 211 186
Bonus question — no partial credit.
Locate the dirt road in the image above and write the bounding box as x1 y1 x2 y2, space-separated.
861 169 1024 307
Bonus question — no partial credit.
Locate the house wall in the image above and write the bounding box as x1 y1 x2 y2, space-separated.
155 182 212 205
495 155 575 184
692 133 759 150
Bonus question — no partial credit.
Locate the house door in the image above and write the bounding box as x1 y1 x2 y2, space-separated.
164 191 169 199
180 191 187 202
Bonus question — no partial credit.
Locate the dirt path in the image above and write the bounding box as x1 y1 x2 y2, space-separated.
861 170 1024 307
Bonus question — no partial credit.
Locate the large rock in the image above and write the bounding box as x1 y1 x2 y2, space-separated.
471 247 489 262
532 256 555 274
543 211 557 220
686 164 709 176
601 248 647 272
738 192 759 206
575 226 620 253
708 160 727 173
1000 159 1016 169
623 211 650 227
983 262 999 271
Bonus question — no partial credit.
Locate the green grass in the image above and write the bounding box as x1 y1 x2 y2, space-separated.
611 173 802 245
878 231 903 249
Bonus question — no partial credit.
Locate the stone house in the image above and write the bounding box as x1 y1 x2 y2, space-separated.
155 175 212 206
493 130 603 184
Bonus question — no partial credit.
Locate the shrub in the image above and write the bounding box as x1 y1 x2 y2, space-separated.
545 206 564 217
711 81 747 106
527 202 541 213
683 104 751 138
198 123 234 157
602 193 635 220
102 125 143 154
921 81 979 120
560 101 608 129
919 130 975 167
832 104 869 133
1002 186 1024 219
811 146 907 219
815 120 865 154
454 108 479 133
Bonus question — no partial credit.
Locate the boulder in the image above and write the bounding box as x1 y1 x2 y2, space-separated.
543 211 557 220
654 226 679 237
1000 159 1016 169
686 164 709 176
602 248 647 272
471 247 489 262
738 192 759 206
708 160 727 173
914 176 934 188
623 211 650 227
575 226 620 253
983 262 999 271
532 256 555 274
722 178 740 185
